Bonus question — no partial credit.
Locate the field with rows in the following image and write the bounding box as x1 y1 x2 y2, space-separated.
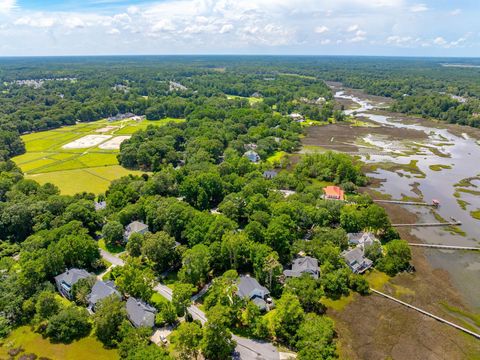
13 117 184 194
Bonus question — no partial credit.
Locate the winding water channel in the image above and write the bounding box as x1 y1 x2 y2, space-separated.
336 90 480 311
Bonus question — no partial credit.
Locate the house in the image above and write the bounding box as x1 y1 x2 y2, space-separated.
126 297 157 329
347 232 380 252
244 150 260 163
124 221 149 240
94 201 107 211
251 92 263 98
244 143 258 151
87 280 121 311
323 186 345 201
278 189 296 197
237 275 272 311
288 113 305 122
55 268 91 299
283 256 319 279
263 170 278 179
341 247 373 274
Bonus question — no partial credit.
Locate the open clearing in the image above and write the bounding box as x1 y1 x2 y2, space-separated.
13 117 185 194
98 136 131 150
62 134 112 149
0 326 118 360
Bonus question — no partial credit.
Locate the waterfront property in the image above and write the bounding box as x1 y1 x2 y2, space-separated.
323 186 345 201
124 221 149 240
263 170 278 179
288 113 305 122
126 297 157 329
341 247 373 274
55 268 92 299
237 275 272 311
283 256 320 279
348 232 380 252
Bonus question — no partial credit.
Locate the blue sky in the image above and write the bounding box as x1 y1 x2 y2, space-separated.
0 0 478 56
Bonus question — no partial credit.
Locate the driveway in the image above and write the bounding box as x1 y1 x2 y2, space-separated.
100 249 124 266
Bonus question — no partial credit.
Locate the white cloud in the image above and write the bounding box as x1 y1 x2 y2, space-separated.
0 0 16 14
219 24 234 34
433 36 446 45
349 29 367 42
65 17 85 29
315 25 329 34
15 15 56 28
347 24 359 32
450 9 461 16
0 0 476 56
410 3 428 13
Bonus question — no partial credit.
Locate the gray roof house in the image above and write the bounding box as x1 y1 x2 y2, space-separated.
348 232 379 251
55 268 91 299
244 150 260 163
341 247 373 274
94 201 107 211
124 221 149 240
87 280 121 311
283 256 320 279
237 275 271 311
263 170 278 179
126 297 157 329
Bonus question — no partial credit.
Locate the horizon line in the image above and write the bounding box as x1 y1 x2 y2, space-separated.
0 54 479 59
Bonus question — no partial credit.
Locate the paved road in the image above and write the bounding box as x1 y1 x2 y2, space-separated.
101 250 280 359
100 249 124 266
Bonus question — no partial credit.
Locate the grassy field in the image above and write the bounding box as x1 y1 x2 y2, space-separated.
13 117 184 195
226 94 263 105
0 326 118 360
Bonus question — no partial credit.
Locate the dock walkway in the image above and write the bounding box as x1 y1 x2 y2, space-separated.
371 289 480 340
408 243 480 251
392 221 461 227
373 199 437 206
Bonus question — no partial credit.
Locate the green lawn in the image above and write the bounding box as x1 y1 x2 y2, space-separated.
0 326 118 360
226 95 263 105
27 165 146 195
266 151 287 164
13 117 183 194
98 238 125 254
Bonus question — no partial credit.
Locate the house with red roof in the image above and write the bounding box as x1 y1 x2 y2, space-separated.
323 186 345 201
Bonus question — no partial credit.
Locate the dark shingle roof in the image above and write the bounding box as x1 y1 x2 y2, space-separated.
126 221 148 233
55 268 91 287
263 170 278 179
283 256 319 279
88 280 121 306
126 297 157 328
237 275 269 299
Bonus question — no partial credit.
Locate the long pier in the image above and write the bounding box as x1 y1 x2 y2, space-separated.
392 221 461 227
371 289 480 340
373 199 437 207
408 243 480 251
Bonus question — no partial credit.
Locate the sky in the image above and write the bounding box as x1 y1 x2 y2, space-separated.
0 0 478 56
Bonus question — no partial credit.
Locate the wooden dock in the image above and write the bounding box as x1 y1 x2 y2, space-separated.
392 221 461 227
374 199 437 207
408 243 480 251
371 289 480 340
